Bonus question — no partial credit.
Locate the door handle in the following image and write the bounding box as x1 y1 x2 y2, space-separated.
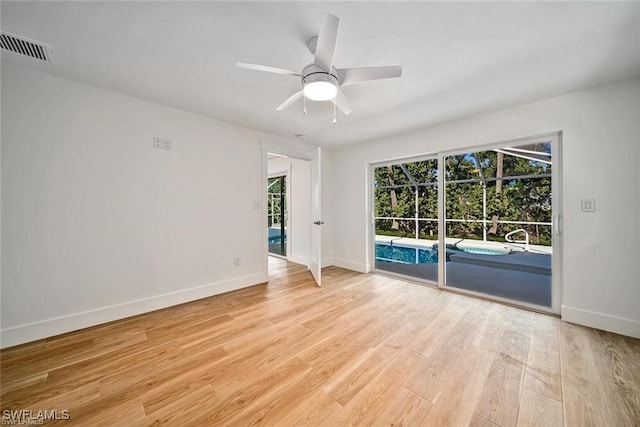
313 221 325 226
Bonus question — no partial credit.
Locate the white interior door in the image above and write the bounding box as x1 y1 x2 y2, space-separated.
309 147 322 286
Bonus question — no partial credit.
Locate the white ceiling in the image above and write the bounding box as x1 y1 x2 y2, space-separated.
2 1 640 147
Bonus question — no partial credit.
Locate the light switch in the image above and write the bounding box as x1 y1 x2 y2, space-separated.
581 198 596 213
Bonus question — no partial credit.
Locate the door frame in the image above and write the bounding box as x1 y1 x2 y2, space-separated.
369 132 562 314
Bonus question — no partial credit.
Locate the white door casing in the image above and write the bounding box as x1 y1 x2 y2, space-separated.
309 147 322 286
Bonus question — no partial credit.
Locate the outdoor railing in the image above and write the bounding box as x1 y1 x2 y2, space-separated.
375 216 551 244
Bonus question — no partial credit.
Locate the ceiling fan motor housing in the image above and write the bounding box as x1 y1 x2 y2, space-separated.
301 64 338 85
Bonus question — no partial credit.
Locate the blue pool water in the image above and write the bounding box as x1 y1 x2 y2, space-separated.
268 227 286 244
375 243 438 264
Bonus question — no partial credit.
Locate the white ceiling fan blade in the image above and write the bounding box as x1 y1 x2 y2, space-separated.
337 66 402 86
276 90 304 111
236 62 301 77
314 13 340 71
334 89 352 116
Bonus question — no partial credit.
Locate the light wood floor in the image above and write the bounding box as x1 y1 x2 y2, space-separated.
1 258 638 426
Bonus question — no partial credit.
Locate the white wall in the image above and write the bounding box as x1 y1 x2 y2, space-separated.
267 157 311 265
1 64 315 347
331 78 640 338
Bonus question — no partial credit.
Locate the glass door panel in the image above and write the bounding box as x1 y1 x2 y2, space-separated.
443 140 554 308
267 175 286 256
373 158 439 283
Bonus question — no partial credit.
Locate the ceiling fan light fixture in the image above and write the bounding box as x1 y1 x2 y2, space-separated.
302 71 338 101
304 80 337 101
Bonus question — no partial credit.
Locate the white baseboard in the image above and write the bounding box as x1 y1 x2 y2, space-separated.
561 305 640 339
288 254 309 267
321 257 334 269
332 257 368 273
0 273 268 349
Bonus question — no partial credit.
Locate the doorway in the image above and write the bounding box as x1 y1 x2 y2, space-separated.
371 133 561 312
263 143 322 286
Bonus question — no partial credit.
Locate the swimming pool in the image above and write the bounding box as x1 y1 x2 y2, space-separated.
268 227 286 244
375 243 438 264
376 239 512 264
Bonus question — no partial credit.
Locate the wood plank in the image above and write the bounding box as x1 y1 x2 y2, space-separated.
409 299 471 357
25 381 100 415
320 321 426 405
474 330 530 426
474 304 508 352
58 396 145 426
326 349 426 426
141 385 219 426
202 324 314 392
405 317 487 402
98 344 228 397
272 389 342 427
523 313 562 401
587 328 640 426
588 326 640 391
597 378 640 426
517 387 563 427
562 373 612 426
1 340 183 409
469 414 500 427
0 372 48 394
374 386 432 426
189 357 312 425
421 344 494 426
558 321 600 381
326 342 405 406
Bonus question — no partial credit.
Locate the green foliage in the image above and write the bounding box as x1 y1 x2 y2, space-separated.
267 176 286 227
374 147 552 246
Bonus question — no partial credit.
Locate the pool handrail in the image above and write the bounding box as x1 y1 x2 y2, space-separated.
505 228 530 252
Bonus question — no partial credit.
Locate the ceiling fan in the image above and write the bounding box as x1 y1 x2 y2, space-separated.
236 13 402 117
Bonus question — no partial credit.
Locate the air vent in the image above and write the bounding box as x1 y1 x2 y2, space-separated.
0 30 54 64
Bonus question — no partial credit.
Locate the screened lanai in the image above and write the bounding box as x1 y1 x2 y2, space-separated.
373 139 555 309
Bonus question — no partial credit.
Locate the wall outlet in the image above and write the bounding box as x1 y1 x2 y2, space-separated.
581 198 596 213
233 257 241 267
153 137 172 151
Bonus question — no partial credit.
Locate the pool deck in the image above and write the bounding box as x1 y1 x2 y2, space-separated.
375 235 552 307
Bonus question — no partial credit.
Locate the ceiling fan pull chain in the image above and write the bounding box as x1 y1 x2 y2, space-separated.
303 95 307 115
333 96 337 124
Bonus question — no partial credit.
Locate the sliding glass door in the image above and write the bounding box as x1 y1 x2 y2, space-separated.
372 134 560 312
267 175 287 256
